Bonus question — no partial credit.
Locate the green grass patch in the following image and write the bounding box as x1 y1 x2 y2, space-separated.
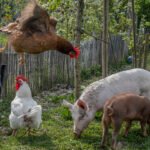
46 93 74 104
0 97 12 127
1 93 150 150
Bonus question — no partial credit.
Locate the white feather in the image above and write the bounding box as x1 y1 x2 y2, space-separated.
9 81 42 130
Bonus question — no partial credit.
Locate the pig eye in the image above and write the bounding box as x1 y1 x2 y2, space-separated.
79 116 83 121
79 113 85 120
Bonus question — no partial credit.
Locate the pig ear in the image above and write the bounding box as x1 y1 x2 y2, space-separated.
62 100 73 110
77 100 87 110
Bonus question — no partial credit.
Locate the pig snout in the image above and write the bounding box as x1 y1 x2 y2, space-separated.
73 129 82 138
74 132 81 138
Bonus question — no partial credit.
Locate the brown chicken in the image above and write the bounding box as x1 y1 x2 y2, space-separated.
0 0 80 65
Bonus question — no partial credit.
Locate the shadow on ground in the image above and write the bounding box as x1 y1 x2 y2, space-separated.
17 133 55 150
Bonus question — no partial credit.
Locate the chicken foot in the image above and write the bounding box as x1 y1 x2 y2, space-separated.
24 128 37 136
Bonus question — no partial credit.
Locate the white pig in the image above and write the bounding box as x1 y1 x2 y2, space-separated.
63 68 150 137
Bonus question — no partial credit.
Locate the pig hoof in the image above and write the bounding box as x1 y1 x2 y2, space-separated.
74 133 81 139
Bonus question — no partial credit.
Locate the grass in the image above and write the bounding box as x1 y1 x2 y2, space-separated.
1 92 150 150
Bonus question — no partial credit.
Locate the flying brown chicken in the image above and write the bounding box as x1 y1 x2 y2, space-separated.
0 0 80 65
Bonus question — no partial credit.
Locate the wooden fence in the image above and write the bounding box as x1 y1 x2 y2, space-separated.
0 35 128 97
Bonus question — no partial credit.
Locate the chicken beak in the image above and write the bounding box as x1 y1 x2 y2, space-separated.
69 51 76 58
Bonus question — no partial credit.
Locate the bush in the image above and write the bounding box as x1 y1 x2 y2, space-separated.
81 64 101 80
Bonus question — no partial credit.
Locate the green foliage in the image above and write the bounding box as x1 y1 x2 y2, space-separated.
47 93 74 104
83 1 103 38
0 33 7 45
136 0 150 28
0 0 26 26
81 65 101 81
109 0 150 53
0 0 149 44
39 0 62 11
39 0 77 39
109 0 131 34
109 59 131 73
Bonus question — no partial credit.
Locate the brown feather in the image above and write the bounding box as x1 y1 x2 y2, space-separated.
0 22 18 34
19 0 50 33
0 0 79 63
49 17 57 33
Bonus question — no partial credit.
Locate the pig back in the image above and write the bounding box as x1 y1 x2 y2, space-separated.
104 93 150 120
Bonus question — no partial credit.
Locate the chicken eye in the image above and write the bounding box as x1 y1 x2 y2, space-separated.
17 80 22 85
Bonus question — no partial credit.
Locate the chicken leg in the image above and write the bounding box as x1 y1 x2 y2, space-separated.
12 129 17 136
0 47 5 53
0 42 8 53
19 53 25 65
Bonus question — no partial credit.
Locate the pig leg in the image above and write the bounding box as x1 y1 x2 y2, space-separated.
124 121 132 137
140 121 148 137
101 115 111 147
112 119 122 150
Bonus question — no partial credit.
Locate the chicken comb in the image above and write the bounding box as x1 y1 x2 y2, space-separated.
16 75 28 82
70 47 80 59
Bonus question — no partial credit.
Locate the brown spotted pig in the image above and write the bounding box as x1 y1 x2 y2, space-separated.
101 93 150 149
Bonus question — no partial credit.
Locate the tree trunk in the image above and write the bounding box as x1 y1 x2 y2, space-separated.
102 0 109 78
137 36 143 68
0 64 6 96
66 17 71 87
74 0 84 99
143 28 150 69
138 47 142 68
131 0 137 67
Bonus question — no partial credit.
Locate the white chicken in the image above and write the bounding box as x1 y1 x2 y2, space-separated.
9 75 42 136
